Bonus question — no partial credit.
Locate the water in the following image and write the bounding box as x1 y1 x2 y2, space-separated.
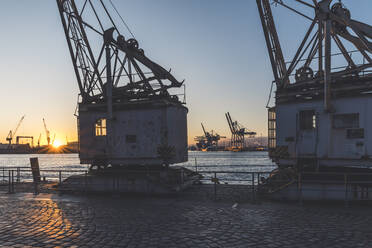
180 151 277 184
181 151 276 171
0 151 277 184
0 154 88 170
0 151 276 171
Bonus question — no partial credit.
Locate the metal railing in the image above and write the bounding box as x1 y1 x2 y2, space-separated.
1 164 372 205
195 169 272 201
186 166 372 204
0 166 87 194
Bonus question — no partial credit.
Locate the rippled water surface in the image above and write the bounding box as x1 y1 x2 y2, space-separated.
0 151 275 170
181 151 276 172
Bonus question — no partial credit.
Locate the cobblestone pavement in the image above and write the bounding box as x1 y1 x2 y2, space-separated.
0 193 371 247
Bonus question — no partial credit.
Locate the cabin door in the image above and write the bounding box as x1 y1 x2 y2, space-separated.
297 110 317 156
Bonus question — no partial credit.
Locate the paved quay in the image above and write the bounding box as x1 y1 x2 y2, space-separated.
0 191 371 247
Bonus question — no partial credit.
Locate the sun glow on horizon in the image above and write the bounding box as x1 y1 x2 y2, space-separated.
52 140 63 148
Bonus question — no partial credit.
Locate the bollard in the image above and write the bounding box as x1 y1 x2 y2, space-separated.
30 158 40 195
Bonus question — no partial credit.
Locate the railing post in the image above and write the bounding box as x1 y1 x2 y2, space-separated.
251 173 255 202
344 174 349 207
11 170 14 193
214 172 217 201
59 171 62 185
8 170 11 193
181 168 184 185
84 171 88 193
195 157 198 173
17 167 20 183
298 173 303 205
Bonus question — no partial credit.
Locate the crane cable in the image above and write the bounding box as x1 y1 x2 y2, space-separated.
266 81 275 109
108 0 136 39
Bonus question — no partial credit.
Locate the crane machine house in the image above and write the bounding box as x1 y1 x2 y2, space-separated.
57 0 188 170
258 0 372 170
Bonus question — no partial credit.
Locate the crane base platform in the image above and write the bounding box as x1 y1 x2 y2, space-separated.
58 166 201 195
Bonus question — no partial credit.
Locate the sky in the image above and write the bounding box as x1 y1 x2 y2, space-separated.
0 0 371 145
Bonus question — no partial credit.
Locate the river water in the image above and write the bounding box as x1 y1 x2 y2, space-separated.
0 151 277 183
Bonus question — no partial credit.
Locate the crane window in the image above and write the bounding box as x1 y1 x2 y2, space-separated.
95 119 107 136
126 135 137 143
299 110 316 130
333 114 359 129
347 129 364 139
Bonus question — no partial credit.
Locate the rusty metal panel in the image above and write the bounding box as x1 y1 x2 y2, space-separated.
276 95 372 167
78 101 188 166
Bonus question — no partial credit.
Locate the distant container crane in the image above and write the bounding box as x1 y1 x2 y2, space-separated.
6 115 25 148
225 112 256 152
194 123 225 151
43 118 51 146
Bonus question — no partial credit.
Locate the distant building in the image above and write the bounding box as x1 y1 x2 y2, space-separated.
67 141 79 151
0 144 8 150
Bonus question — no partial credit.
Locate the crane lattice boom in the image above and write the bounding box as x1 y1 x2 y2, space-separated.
56 0 184 104
6 115 25 146
257 0 372 108
225 112 256 150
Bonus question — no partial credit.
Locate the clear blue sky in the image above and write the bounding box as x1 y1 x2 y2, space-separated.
0 0 371 145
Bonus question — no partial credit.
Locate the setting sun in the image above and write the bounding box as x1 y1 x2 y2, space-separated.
53 140 63 148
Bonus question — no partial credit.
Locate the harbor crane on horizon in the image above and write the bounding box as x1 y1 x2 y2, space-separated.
225 112 256 151
43 118 51 146
6 115 25 147
37 133 41 148
194 123 225 151
52 134 56 146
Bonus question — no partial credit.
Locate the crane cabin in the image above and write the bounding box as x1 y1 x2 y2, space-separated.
258 0 372 171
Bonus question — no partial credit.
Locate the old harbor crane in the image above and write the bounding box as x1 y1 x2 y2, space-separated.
257 0 372 170
6 115 25 147
56 0 187 169
225 112 256 152
194 123 225 151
